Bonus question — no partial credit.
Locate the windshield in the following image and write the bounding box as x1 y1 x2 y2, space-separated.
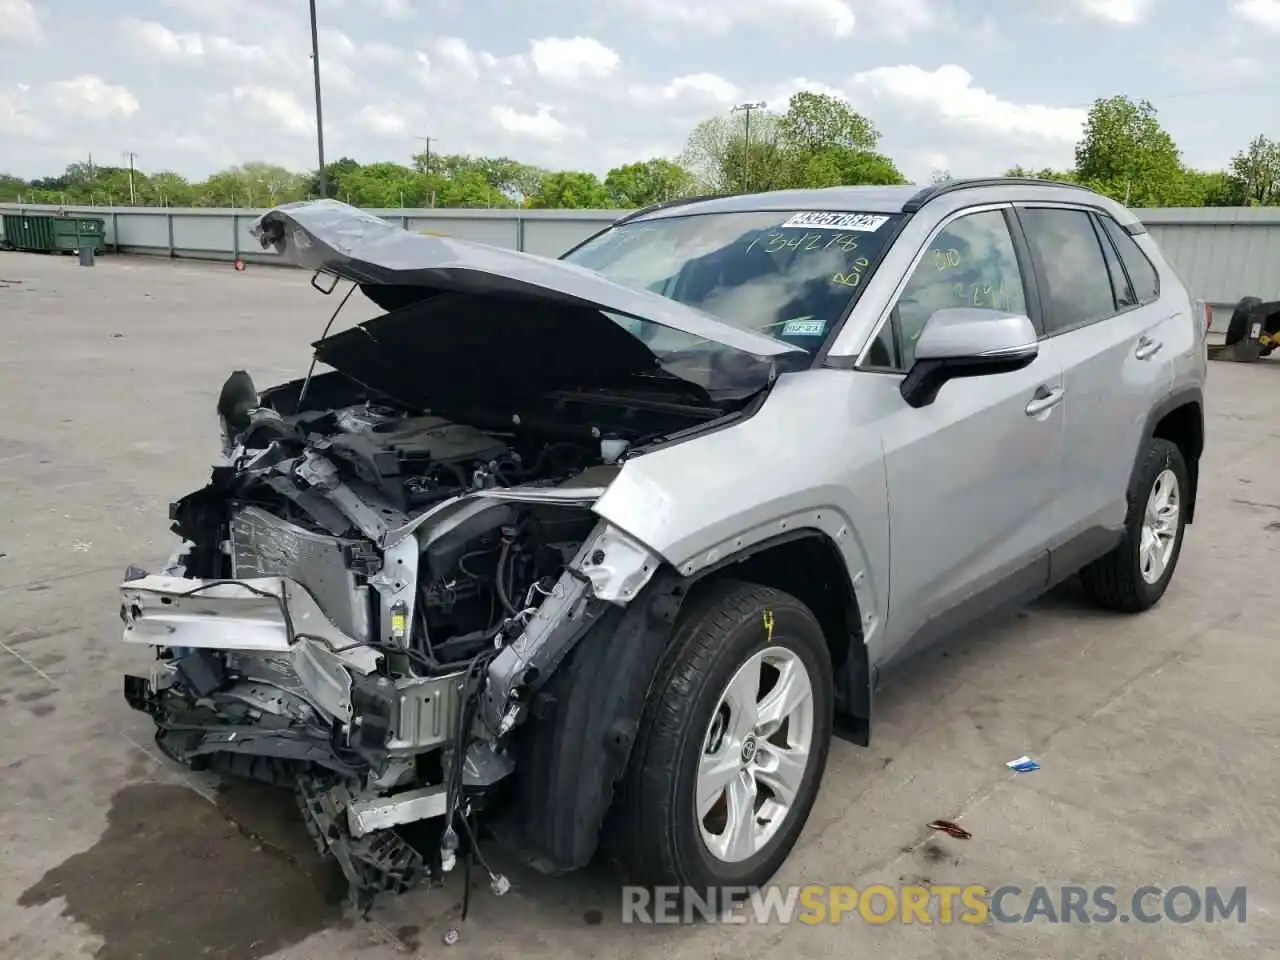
562 209 903 354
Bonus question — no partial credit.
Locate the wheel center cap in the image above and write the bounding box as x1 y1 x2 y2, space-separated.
740 736 758 764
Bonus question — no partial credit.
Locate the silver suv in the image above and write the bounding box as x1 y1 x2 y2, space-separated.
119 180 1206 912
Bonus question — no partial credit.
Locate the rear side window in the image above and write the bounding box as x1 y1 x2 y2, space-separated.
1019 208 1116 335
1093 214 1137 310
1098 215 1160 303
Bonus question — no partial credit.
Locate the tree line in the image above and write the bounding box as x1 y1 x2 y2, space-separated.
3 93 1278 211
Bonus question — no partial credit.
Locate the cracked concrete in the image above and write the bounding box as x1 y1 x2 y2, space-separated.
1 251 1278 959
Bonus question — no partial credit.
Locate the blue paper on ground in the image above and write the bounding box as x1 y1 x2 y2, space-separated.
1005 755 1041 773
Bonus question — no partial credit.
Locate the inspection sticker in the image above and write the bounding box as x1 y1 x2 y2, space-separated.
779 211 890 232
781 317 826 337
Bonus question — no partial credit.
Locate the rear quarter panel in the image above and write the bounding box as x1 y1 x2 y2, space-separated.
1136 231 1208 398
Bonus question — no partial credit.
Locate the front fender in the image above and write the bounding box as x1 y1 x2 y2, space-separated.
591 370 891 658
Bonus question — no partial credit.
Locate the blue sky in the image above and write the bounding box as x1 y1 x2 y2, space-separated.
2 0 1278 183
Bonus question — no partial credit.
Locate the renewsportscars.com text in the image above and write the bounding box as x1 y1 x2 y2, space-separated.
622 884 1247 925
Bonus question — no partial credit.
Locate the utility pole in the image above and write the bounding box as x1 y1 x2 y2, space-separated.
415 136 433 172
309 0 327 197
123 151 139 205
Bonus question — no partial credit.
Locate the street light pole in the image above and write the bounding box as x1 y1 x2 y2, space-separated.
309 0 327 198
730 101 766 193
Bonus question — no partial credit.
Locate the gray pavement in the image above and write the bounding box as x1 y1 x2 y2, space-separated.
1 250 1278 959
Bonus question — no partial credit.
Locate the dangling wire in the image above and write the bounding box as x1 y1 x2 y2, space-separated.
295 279 358 411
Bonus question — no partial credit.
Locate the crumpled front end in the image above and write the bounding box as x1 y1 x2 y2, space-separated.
117 371 675 911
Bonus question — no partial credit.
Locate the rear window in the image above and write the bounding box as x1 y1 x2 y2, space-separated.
1098 216 1160 303
562 210 903 352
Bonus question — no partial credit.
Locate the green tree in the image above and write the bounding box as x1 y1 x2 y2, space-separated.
604 159 695 207
1182 169 1240 207
304 156 362 199
790 147 905 188
0 173 25 200
1004 166 1077 182
681 112 788 194
1073 96 1185 206
1228 135 1280 205
778 91 879 154
528 171 610 208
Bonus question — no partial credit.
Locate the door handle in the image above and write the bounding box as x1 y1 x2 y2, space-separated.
1135 335 1163 360
1025 385 1065 417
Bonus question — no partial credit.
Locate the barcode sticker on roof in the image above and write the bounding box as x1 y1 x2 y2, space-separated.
779 212 890 232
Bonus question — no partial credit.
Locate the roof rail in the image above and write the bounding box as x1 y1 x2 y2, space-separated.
613 193 725 225
903 177 1095 213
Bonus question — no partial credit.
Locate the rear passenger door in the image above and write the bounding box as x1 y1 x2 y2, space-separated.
1014 205 1174 575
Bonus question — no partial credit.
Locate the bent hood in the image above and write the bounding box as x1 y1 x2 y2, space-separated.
251 200 806 381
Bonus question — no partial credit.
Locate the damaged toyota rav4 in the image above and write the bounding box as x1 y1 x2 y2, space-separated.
120 180 1205 913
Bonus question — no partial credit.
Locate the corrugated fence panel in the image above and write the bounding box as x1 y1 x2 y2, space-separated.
172 213 237 255
401 214 520 248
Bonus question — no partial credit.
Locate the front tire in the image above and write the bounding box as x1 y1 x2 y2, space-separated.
612 579 834 895
1080 438 1189 612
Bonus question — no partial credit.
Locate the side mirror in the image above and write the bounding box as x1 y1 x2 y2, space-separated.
900 308 1039 408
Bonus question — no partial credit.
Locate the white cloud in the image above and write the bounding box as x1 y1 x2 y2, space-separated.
320 27 357 59
631 73 739 105
1232 0 1280 28
48 75 140 119
529 37 621 82
367 0 414 18
357 104 407 136
490 104 579 140
614 0 856 37
232 86 311 135
1074 0 1151 22
433 36 480 79
851 64 1086 144
0 0 42 43
120 18 204 58
0 86 46 137
364 41 404 65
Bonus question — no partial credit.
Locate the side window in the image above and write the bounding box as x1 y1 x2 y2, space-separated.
1093 213 1137 310
1098 215 1160 303
866 210 1027 370
1019 208 1117 335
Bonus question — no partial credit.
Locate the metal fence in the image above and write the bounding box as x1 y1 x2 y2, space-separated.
5 202 1280 336
0 204 615 263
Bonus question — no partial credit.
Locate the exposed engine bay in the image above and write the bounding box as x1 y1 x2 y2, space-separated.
120 366 711 912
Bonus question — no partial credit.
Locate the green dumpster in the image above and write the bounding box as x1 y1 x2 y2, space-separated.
1 213 106 254
52 216 106 254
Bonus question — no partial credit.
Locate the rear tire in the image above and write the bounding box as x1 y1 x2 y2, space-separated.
1080 438 1189 613
612 579 833 897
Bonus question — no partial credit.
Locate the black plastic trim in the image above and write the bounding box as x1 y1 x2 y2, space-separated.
612 194 727 226
904 177 1100 213
1129 384 1204 522
875 550 1050 689
810 211 916 368
1003 206 1048 338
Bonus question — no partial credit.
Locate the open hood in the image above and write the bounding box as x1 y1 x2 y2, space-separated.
252 201 806 360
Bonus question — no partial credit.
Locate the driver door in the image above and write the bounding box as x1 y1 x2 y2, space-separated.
866 206 1068 657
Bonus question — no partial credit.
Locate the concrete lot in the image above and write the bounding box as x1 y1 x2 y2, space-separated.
1 251 1278 959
